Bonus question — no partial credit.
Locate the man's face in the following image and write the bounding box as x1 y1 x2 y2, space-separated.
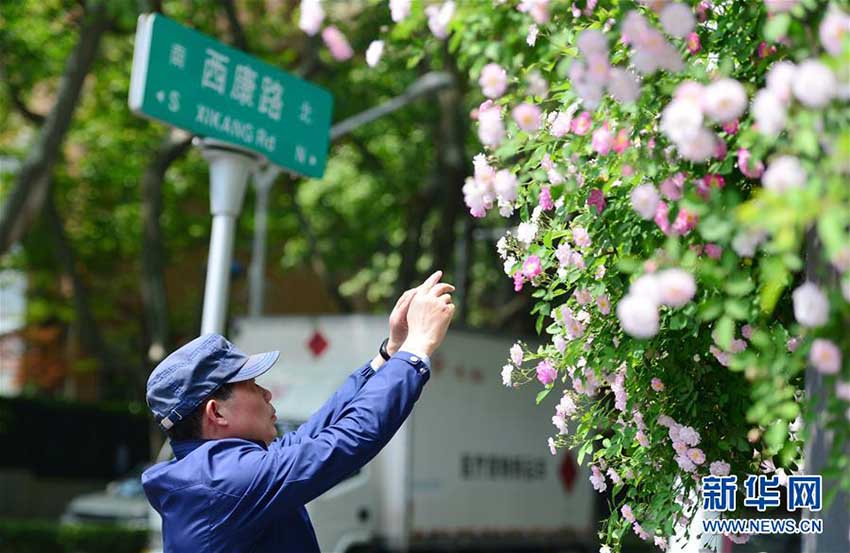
216 379 277 445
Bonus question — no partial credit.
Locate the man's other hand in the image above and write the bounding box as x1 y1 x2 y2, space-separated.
387 278 454 355
400 270 456 358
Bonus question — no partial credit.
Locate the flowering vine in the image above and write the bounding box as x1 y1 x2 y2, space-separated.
297 0 850 550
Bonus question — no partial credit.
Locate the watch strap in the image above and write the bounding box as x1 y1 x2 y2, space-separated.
379 337 391 361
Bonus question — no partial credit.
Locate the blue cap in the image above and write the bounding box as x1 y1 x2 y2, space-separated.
146 334 280 430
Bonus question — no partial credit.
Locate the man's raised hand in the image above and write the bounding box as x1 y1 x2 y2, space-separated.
401 270 456 358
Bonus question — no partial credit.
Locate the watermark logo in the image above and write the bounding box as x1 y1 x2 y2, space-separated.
700 473 824 535
702 475 737 512
787 475 822 512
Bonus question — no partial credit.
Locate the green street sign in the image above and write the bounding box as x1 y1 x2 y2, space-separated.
129 14 332 178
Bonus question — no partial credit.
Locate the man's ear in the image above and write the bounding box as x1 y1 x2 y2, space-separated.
204 398 229 429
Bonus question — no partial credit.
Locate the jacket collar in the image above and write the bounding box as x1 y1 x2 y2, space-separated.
171 437 268 459
171 439 208 460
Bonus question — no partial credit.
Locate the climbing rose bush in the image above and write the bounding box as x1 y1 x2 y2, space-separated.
300 0 850 550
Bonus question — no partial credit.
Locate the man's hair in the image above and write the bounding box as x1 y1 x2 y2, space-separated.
165 383 234 441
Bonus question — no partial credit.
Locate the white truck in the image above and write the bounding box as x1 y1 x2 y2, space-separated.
226 315 595 553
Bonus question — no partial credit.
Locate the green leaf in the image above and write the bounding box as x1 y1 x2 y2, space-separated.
715 316 734 351
776 401 800 421
764 420 788 452
760 257 790 312
577 441 592 466
793 128 819 157
724 298 749 320
725 277 754 297
763 13 790 42
536 388 552 405
669 313 688 330
698 298 724 321
817 208 848 253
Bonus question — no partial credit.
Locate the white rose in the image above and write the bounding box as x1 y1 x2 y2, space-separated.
766 61 796 103
660 2 695 38
496 236 508 259
752 89 787 137
577 29 608 56
732 229 766 258
702 78 748 123
494 169 518 202
677 128 716 163
792 60 837 107
661 99 703 144
792 282 829 328
658 268 697 307
617 294 660 339
765 0 799 13
762 155 806 192
365 40 384 68
631 273 663 305
819 7 850 56
425 1 455 40
516 221 538 247
501 364 513 386
298 0 324 35
630 184 660 220
549 111 573 137
607 68 641 103
390 0 412 22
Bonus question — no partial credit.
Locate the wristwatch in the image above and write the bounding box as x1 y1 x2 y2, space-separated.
379 337 391 361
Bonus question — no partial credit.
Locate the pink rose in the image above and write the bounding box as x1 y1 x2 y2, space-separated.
591 124 614 155
321 26 354 61
538 186 554 211
738 148 764 179
687 32 701 54
522 255 542 278
571 111 593 135
672 208 698 236
536 359 557 385
588 188 606 214
512 103 542 132
613 129 630 154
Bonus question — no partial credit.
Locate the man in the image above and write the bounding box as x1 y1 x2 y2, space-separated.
142 271 454 552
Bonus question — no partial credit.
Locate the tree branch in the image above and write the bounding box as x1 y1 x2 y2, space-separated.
0 1 109 254
0 62 46 125
219 0 248 50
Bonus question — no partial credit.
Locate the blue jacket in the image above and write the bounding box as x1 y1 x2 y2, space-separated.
142 351 430 552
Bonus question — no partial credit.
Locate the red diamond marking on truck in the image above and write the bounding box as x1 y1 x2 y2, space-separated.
433 353 445 373
559 451 578 493
307 330 328 358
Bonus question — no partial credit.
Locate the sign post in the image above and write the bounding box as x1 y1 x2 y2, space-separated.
129 13 333 334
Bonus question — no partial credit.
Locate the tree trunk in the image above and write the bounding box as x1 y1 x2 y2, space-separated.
0 1 110 254
140 131 192 365
43 186 129 399
431 56 468 279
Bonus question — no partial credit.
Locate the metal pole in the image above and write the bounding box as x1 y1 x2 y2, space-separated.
248 166 278 316
197 138 259 335
801 231 849 553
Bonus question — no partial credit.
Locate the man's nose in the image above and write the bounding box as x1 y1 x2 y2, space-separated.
261 386 272 402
